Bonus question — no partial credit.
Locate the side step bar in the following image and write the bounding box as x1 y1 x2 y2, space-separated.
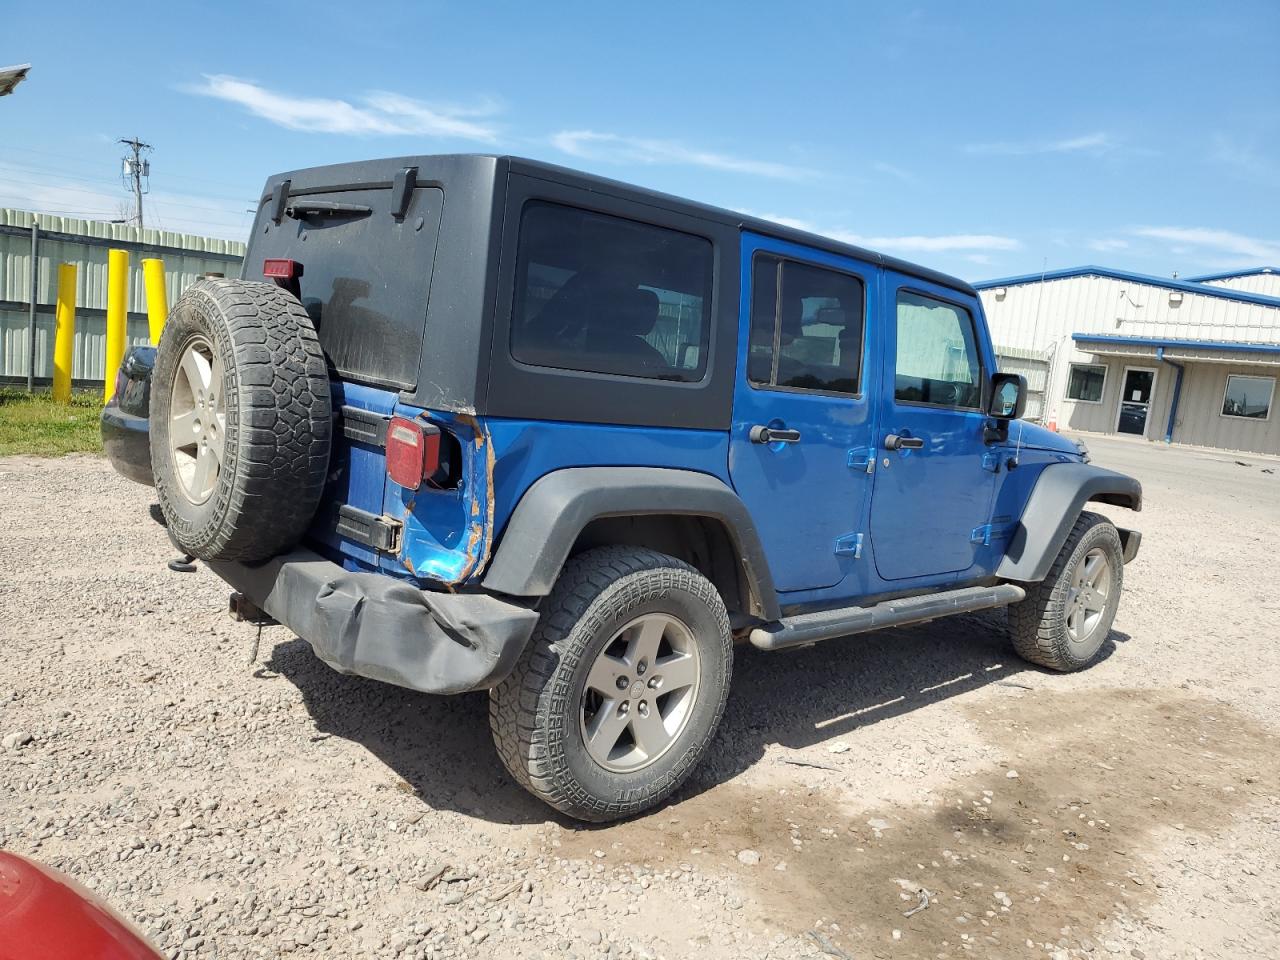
749 583 1027 652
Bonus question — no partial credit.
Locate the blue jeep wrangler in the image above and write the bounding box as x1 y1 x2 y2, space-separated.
102 155 1141 822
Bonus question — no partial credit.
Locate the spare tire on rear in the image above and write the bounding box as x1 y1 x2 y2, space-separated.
150 278 332 563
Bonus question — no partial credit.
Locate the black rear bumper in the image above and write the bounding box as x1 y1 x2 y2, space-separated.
209 550 539 695
101 345 156 486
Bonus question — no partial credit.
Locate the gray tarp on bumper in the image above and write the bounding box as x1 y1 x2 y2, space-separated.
210 550 539 695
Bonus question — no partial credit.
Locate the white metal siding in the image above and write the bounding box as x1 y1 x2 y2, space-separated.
1204 273 1280 298
1168 362 1280 455
0 208 244 381
993 344 1049 420
978 272 1280 455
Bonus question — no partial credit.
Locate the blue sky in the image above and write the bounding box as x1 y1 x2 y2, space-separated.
3 0 1277 281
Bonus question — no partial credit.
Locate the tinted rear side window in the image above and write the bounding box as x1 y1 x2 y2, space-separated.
748 254 865 395
510 202 713 381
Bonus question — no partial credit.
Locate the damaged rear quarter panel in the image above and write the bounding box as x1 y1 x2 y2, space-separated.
381 408 495 585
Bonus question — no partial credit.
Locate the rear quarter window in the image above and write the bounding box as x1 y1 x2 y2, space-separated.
509 202 714 382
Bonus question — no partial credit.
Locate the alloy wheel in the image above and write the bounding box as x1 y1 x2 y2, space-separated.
579 613 701 773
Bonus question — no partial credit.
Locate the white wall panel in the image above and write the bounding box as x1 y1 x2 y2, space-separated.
0 208 244 382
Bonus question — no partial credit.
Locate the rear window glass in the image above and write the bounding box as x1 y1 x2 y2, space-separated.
510 202 713 382
276 186 442 391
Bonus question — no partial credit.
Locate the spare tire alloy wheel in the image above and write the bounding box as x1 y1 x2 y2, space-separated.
150 279 332 564
168 334 225 505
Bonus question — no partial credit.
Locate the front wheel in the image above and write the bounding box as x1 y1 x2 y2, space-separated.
1008 511 1124 672
489 546 733 822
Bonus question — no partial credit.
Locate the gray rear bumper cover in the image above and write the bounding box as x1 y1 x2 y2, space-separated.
209 550 539 695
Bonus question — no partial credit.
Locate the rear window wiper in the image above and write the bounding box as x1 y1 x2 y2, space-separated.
286 200 373 219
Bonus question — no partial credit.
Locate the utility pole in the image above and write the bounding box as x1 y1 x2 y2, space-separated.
119 137 152 229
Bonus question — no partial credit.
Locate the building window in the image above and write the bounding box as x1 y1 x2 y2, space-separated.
1221 374 1275 420
1066 363 1107 403
510 201 713 382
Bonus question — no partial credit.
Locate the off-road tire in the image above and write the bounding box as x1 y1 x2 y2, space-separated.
150 279 331 562
489 546 733 822
1008 511 1124 672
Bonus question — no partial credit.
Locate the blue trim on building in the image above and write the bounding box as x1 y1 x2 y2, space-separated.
1072 333 1280 355
974 265 1280 309
1155 347 1185 445
1184 267 1279 283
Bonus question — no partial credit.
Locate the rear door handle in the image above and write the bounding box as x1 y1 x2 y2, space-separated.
750 425 801 444
885 433 925 450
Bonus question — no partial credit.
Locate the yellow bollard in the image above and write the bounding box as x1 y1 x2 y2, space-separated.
53 263 77 403
104 248 128 402
142 257 168 344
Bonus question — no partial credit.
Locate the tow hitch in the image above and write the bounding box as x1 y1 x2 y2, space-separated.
167 553 197 573
229 592 276 625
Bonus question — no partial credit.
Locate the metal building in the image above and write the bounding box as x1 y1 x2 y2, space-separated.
975 266 1280 456
1 208 245 385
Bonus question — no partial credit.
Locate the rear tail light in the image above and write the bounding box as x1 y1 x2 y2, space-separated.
386 416 441 490
262 258 301 279
263 259 303 299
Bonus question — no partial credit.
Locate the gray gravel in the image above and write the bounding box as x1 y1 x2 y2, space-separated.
1 436 1278 960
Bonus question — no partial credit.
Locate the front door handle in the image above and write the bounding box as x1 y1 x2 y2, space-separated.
750 425 801 444
885 433 925 450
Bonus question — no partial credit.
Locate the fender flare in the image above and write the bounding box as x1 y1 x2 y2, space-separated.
481 466 781 620
997 462 1142 583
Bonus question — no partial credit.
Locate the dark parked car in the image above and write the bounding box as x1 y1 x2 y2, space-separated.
103 155 1141 821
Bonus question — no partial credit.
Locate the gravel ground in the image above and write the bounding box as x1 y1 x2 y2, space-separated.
1 435 1278 960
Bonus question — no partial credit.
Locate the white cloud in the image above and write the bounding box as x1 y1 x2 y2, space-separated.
872 161 914 182
845 232 1020 254
550 130 813 181
1130 226 1280 262
750 211 1019 254
189 75 499 141
964 132 1114 156
1088 237 1130 253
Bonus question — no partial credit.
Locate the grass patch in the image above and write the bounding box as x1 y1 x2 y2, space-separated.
0 388 104 457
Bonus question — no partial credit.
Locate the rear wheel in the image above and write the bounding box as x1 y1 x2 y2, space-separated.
1008 511 1123 671
489 546 733 822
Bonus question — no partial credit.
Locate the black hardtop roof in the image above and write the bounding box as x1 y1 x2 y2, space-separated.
262 153 975 296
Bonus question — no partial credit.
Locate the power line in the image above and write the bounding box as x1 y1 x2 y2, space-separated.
0 143 255 192
0 169 254 215
119 137 152 229
0 154 257 205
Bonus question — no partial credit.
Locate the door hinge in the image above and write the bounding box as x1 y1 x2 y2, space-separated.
969 523 993 546
337 505 403 554
834 532 864 558
847 448 875 474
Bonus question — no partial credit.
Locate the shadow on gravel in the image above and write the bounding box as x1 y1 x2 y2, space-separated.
266 613 1130 826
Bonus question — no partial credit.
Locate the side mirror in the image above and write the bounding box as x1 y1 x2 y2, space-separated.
987 373 1027 420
